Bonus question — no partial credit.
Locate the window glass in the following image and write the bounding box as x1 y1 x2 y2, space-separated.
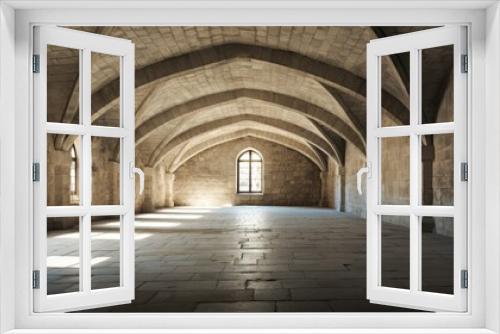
380 52 410 127
47 134 80 206
381 216 410 289
47 217 80 295
237 150 262 193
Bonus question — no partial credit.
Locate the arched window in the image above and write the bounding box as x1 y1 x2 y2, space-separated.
237 149 262 193
69 145 77 196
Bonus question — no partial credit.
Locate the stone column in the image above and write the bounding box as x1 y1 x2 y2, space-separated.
319 158 339 209
337 166 346 212
111 160 120 206
319 170 329 207
421 137 435 206
421 137 436 232
165 172 175 208
142 167 155 212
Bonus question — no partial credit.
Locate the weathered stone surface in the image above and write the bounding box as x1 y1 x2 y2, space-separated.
47 206 454 312
45 26 456 313
174 138 322 207
47 27 452 225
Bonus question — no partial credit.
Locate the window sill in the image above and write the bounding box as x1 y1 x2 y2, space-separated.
4 328 496 334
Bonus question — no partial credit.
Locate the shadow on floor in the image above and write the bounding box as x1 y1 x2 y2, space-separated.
46 206 451 312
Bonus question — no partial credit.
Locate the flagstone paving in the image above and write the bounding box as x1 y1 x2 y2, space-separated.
46 206 452 312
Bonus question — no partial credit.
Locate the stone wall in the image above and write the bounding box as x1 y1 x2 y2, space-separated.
173 137 322 207
46 79 454 236
140 164 172 212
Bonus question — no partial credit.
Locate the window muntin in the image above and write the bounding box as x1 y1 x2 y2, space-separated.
237 150 262 193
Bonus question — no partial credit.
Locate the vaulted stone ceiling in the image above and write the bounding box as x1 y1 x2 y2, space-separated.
47 26 448 171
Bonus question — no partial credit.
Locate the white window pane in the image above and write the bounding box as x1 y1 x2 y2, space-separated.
422 45 453 124
239 151 250 161
380 136 410 205
47 44 80 124
92 137 120 205
421 134 454 206
47 133 80 206
91 52 121 127
381 215 410 290
421 217 453 294
251 151 262 161
91 216 121 290
251 162 262 192
380 52 410 127
47 217 80 295
239 161 250 192
239 180 249 192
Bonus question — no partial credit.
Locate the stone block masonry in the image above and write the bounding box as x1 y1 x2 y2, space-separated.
174 137 322 207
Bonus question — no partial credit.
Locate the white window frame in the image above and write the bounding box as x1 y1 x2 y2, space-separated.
32 26 136 312
366 26 468 312
235 147 264 195
0 1 499 333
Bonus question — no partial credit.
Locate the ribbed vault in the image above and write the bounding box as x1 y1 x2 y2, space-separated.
170 129 327 172
147 114 340 166
47 26 448 176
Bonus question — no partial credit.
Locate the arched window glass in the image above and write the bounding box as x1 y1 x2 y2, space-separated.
237 150 262 193
70 145 77 195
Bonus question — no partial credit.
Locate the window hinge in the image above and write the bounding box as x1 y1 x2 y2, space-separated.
461 162 468 182
461 54 468 73
32 270 40 289
32 162 40 182
32 54 40 73
461 269 468 289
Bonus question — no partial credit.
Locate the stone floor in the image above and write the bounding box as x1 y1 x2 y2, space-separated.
46 206 453 312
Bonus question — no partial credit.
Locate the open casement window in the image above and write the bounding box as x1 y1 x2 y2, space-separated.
365 26 468 312
33 26 138 312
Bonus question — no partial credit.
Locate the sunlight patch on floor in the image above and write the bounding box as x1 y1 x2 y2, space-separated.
136 213 203 220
